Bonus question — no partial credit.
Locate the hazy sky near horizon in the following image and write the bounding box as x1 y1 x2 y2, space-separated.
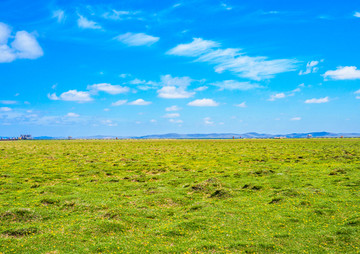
0 0 360 137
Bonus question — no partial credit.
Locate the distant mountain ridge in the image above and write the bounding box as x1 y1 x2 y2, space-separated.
1 132 360 140
1 131 358 140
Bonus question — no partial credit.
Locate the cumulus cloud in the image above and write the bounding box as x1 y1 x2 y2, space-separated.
212 80 262 90
0 23 43 63
167 38 297 80
355 89 360 94
323 66 360 80
77 15 102 29
354 12 360 18
165 105 181 111
299 61 320 75
157 75 195 99
111 100 127 106
128 99 151 105
188 98 219 107
0 23 11 44
115 32 159 46
48 90 93 103
235 102 247 108
88 83 129 95
157 86 195 99
304 97 329 104
163 113 180 118
66 112 79 117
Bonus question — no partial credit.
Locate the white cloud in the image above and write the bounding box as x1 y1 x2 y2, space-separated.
0 107 11 112
299 61 320 75
53 9 65 23
48 90 93 103
102 9 139 20
77 15 101 29
11 31 44 59
104 108 110 111
212 80 262 90
129 78 146 84
203 117 214 125
354 12 360 18
168 38 297 80
167 38 219 56
355 89 360 94
235 102 247 108
115 32 159 46
0 23 43 63
88 83 129 95
163 113 180 118
324 66 360 80
111 100 127 106
0 100 17 105
268 93 286 101
119 73 131 78
128 99 151 105
150 119 157 123
188 98 219 107
102 119 117 127
66 112 79 117
165 105 181 111
0 22 11 44
194 86 208 91
169 119 183 124
356 96 360 99
157 75 195 99
305 97 329 104
157 86 195 99
290 117 301 121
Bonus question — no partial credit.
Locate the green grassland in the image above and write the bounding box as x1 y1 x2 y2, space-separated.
0 139 359 253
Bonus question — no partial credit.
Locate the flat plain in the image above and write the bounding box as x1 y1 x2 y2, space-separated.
0 139 359 253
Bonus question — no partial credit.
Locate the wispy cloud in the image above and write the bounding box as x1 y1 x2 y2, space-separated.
167 38 219 56
354 12 360 18
66 112 79 117
324 66 360 80
188 98 219 107
48 90 93 103
212 80 262 90
268 93 286 101
53 9 66 23
115 32 159 46
204 117 214 125
0 107 12 112
77 15 102 29
168 38 298 80
163 113 180 118
88 83 129 95
111 100 127 106
299 60 320 75
235 102 247 108
290 117 301 121
305 97 329 104
0 100 17 105
165 105 181 111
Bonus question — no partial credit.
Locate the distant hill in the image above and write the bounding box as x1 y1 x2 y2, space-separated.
2 132 360 140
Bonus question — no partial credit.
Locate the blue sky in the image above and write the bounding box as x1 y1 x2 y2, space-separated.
0 0 360 137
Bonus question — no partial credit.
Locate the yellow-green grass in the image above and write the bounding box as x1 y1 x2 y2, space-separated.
0 139 359 253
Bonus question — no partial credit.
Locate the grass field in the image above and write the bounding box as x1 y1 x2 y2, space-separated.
0 139 359 253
